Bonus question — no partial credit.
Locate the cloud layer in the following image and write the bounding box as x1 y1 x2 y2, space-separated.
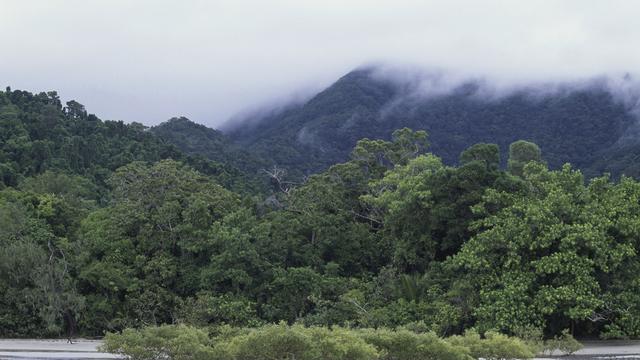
1 0 639 127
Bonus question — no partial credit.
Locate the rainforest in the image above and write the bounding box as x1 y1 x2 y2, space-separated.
2 79 640 350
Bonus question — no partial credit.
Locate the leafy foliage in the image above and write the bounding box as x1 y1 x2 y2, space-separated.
103 324 538 360
448 330 534 360
101 325 216 360
1 85 640 344
150 117 265 175
543 329 583 356
0 89 256 194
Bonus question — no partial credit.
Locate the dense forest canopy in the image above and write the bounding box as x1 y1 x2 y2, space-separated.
1 82 640 344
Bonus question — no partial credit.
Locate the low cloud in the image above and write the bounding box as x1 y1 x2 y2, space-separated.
1 1 639 128
368 64 640 118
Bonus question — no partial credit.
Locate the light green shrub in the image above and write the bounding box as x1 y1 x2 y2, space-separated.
225 323 318 360
544 329 582 356
512 325 545 354
222 323 379 360
101 323 540 360
101 324 216 360
306 326 380 360
357 328 471 360
447 330 535 360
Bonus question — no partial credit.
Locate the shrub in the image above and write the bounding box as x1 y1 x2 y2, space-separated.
101 324 216 360
219 323 379 360
357 328 471 360
600 323 630 340
306 326 380 360
447 330 535 360
544 329 583 356
512 325 545 354
224 323 317 360
101 324 538 360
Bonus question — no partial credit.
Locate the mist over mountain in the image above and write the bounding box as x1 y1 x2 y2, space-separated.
190 66 640 179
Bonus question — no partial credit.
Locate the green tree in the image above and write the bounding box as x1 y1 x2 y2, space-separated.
508 140 542 177
454 163 638 334
460 143 500 169
76 160 239 332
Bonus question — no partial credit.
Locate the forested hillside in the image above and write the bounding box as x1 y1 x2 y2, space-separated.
222 68 640 179
0 88 255 194
150 117 266 175
2 86 640 344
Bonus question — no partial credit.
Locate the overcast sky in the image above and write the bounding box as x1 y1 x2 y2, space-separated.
1 0 639 128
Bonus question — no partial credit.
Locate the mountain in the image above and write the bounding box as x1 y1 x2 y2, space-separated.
218 67 640 179
226 68 398 176
150 117 265 175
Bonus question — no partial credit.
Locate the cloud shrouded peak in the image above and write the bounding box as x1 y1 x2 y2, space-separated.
1 0 639 127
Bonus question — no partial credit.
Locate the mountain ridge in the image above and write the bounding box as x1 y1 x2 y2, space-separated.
158 67 640 179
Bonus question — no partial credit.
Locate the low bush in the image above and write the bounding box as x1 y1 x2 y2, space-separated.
357 328 471 360
543 329 583 356
102 323 540 360
100 324 216 360
220 323 380 360
307 326 380 360
512 325 545 354
447 330 535 360
223 323 319 360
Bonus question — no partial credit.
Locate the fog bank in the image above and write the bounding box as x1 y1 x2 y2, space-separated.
1 1 639 127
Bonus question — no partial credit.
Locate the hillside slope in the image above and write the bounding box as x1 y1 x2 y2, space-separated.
150 117 265 175
223 68 640 178
0 88 255 194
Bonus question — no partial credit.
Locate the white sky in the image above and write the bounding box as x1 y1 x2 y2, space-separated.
1 0 639 127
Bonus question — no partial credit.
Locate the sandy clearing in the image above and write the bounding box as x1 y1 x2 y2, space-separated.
0 340 119 359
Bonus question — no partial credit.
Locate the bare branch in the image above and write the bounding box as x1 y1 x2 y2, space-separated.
350 210 383 225
263 165 294 195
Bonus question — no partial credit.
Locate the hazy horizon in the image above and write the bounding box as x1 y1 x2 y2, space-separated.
2 1 640 128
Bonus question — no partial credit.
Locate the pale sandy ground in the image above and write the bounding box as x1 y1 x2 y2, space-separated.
535 340 640 359
0 339 639 359
0 339 119 359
